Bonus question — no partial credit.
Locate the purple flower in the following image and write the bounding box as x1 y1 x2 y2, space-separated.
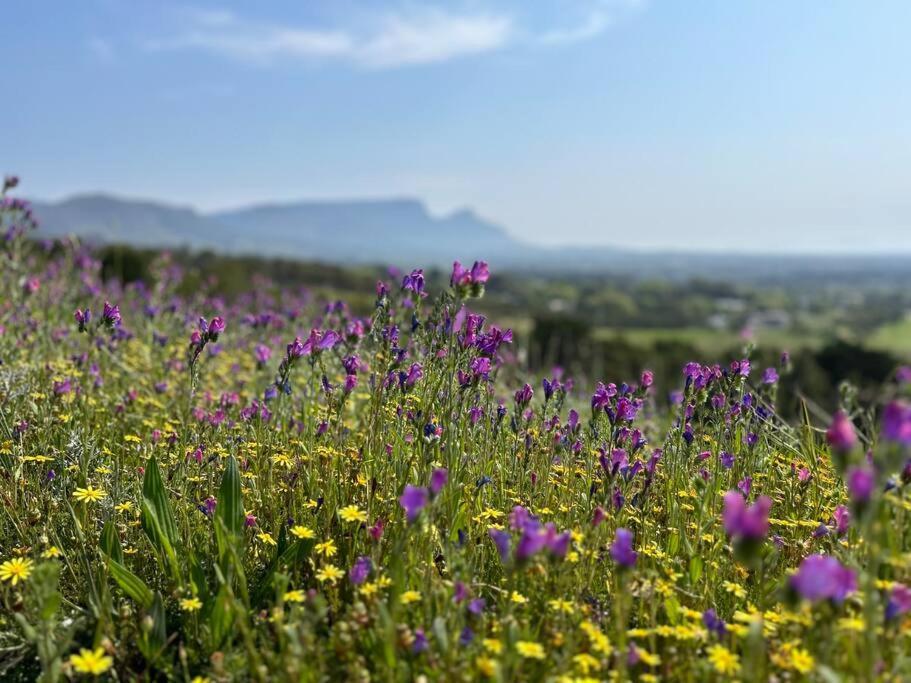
74 308 92 332
722 491 771 542
846 466 875 505
886 583 911 620
720 451 735 469
430 468 448 495
882 401 911 446
349 556 372 585
101 301 121 328
470 261 489 284
286 337 305 359
610 528 638 568
411 628 428 654
833 504 850 535
514 383 534 408
897 366 911 385
826 411 857 453
488 529 511 562
401 269 425 295
790 554 857 603
762 367 779 384
208 316 225 339
400 363 423 390
399 485 429 523
702 608 726 636
468 597 486 615
254 344 272 364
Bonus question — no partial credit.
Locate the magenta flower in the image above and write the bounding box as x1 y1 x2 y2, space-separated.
846 466 875 505
399 485 429 523
207 316 225 339
826 411 857 453
882 401 911 445
886 583 911 620
722 491 771 542
833 504 851 535
790 554 857 603
430 468 448 495
101 301 121 328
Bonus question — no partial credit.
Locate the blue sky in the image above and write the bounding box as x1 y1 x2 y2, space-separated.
3 0 911 252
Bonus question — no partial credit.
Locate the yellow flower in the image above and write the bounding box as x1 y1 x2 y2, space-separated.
258 532 277 546
190 677 210 683
69 647 113 675
73 486 106 503
290 525 315 540
707 644 740 676
339 505 367 523
789 647 815 674
548 598 575 614
42 546 62 559
284 589 306 603
483 638 503 654
516 640 546 660
315 540 337 557
510 591 528 604
476 656 497 677
573 653 601 674
316 565 344 583
180 597 202 612
0 557 34 585
114 501 134 513
400 590 422 604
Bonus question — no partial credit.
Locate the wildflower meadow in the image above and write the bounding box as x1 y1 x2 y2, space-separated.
1 177 911 682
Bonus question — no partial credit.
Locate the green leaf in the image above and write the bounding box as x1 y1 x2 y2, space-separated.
141 497 182 585
107 558 154 608
217 455 244 541
689 555 703 583
100 518 124 565
141 456 179 549
208 585 235 648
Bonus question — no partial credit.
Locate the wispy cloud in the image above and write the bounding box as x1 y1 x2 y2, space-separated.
145 7 512 69
142 2 644 70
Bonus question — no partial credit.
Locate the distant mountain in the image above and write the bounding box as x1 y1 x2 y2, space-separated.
28 192 911 280
30 194 238 250
31 193 526 267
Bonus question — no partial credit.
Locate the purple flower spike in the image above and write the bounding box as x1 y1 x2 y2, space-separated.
488 529 511 562
399 485 429 523
349 556 372 585
722 491 771 542
610 528 637 568
846 466 875 505
430 467 448 495
790 554 857 603
826 411 857 453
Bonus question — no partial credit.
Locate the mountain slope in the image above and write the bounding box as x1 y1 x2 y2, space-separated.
31 194 520 266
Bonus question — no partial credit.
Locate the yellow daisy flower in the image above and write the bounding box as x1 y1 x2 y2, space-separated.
0 557 33 585
73 486 106 503
69 647 113 675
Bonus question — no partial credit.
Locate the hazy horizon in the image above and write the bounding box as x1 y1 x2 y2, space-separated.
4 0 911 253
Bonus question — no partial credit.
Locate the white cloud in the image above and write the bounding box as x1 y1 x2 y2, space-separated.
145 7 512 69
143 2 644 70
536 11 612 46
